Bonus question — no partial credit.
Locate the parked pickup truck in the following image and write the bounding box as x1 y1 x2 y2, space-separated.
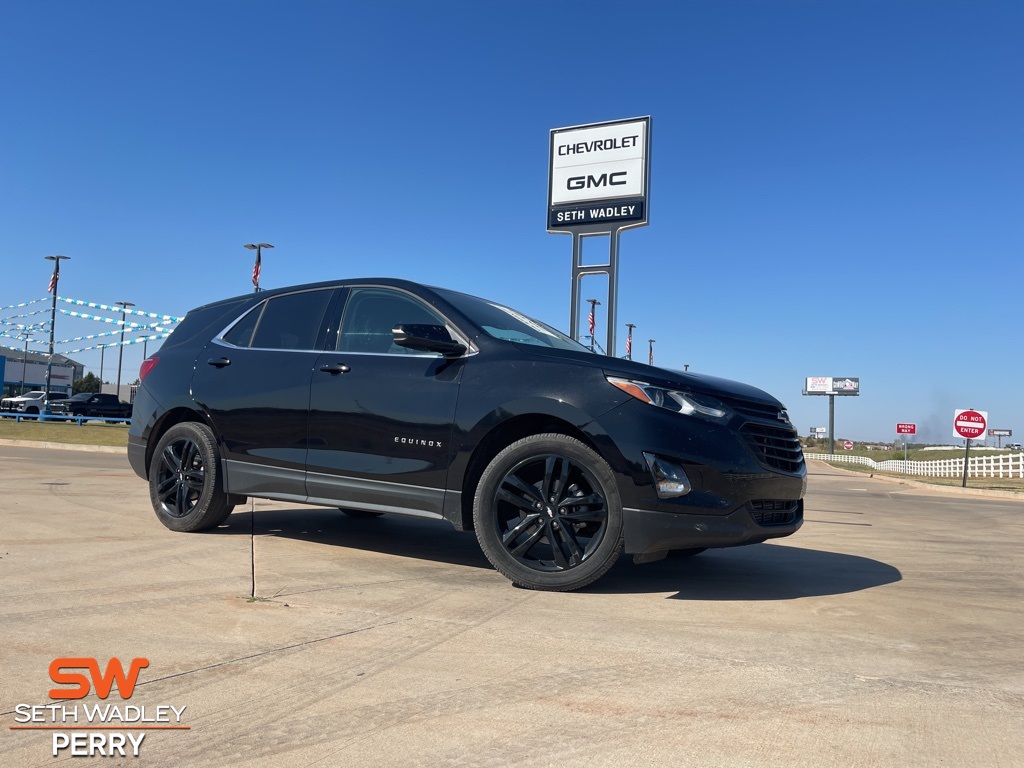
0 390 68 414
48 393 133 422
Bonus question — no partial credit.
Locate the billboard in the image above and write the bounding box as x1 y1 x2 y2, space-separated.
548 117 650 232
804 377 860 396
989 429 1012 437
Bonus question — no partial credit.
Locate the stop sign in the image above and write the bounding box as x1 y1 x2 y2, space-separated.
953 409 988 440
843 441 854 450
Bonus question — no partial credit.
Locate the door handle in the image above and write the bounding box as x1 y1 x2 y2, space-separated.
319 363 351 375
207 357 231 368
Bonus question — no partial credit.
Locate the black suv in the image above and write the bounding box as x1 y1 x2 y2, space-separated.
128 278 805 591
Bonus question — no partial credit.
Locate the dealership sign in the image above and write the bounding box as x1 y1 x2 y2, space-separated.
804 377 860 396
989 429 1012 437
548 117 650 232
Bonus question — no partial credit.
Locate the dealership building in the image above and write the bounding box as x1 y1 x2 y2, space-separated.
0 350 85 397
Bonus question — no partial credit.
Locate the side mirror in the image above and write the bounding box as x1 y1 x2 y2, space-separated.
392 324 466 357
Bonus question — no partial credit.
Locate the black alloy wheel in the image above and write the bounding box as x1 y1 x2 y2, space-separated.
149 422 233 532
473 434 624 591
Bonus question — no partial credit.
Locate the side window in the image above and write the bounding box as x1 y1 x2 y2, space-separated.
338 288 446 354
248 290 333 351
223 305 262 347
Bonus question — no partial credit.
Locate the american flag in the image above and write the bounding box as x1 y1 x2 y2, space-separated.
251 251 261 288
588 310 595 336
625 334 632 356
649 346 654 365
48 260 60 294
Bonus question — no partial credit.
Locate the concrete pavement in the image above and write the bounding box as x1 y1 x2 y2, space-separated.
1 448 1022 766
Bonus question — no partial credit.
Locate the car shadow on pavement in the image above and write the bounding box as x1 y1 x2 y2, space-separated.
218 506 494 570
214 508 901 598
593 543 902 599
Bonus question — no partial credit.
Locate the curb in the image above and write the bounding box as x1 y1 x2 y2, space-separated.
0 438 126 454
808 459 1024 501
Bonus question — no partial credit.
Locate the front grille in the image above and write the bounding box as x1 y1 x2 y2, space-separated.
741 422 805 474
749 499 802 526
721 397 784 422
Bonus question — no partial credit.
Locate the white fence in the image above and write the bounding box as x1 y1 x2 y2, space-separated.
804 452 1024 479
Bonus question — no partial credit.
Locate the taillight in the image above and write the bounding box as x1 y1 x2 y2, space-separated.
139 356 159 382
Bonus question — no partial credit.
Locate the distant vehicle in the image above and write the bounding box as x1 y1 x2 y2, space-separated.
1007 443 1023 451
128 278 806 592
49 393 133 422
0 390 68 414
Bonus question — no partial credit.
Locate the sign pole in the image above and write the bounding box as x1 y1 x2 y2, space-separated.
828 394 835 456
962 438 970 488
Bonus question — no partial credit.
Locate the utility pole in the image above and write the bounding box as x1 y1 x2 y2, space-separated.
19 330 33 394
115 301 135 400
648 338 656 366
43 255 70 403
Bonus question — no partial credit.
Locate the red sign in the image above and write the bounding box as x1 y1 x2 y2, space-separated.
843 441 854 450
953 409 988 440
896 423 917 435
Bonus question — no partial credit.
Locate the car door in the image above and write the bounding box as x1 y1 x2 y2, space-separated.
306 286 466 518
191 287 337 500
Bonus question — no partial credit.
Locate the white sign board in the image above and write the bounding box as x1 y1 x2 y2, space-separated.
548 117 650 231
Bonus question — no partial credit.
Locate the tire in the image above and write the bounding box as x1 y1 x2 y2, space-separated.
26 406 39 415
473 433 624 592
149 422 233 532
339 509 384 518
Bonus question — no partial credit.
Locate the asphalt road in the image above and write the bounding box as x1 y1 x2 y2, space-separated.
1 446 1021 766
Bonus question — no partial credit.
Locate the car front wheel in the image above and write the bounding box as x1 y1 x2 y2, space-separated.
473 433 624 591
149 422 233 532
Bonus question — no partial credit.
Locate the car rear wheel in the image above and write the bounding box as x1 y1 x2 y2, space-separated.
149 422 233 532
473 433 624 592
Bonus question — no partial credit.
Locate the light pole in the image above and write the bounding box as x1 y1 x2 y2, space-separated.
244 243 273 292
115 301 135 400
18 330 33 394
44 255 70 402
625 323 635 360
648 339 656 366
586 298 601 352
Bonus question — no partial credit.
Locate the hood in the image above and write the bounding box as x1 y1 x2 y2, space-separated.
512 343 784 407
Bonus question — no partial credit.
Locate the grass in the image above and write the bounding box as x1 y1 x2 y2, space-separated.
0 417 129 447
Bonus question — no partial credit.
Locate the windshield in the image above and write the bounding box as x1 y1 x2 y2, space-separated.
436 289 589 352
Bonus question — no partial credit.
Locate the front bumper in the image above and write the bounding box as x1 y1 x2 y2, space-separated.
623 499 803 557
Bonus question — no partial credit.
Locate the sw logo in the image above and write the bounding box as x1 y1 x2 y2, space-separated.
13 657 189 758
49 657 149 699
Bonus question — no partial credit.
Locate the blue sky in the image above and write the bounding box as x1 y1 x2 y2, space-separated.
1 1 1021 443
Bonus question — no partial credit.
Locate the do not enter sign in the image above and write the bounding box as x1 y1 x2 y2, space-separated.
843 441 854 451
953 409 988 440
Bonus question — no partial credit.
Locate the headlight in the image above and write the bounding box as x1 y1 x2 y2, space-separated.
607 376 730 421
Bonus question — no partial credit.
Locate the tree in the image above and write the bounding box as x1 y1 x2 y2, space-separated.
73 372 101 394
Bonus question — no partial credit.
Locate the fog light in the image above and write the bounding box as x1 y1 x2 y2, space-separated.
643 453 692 498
